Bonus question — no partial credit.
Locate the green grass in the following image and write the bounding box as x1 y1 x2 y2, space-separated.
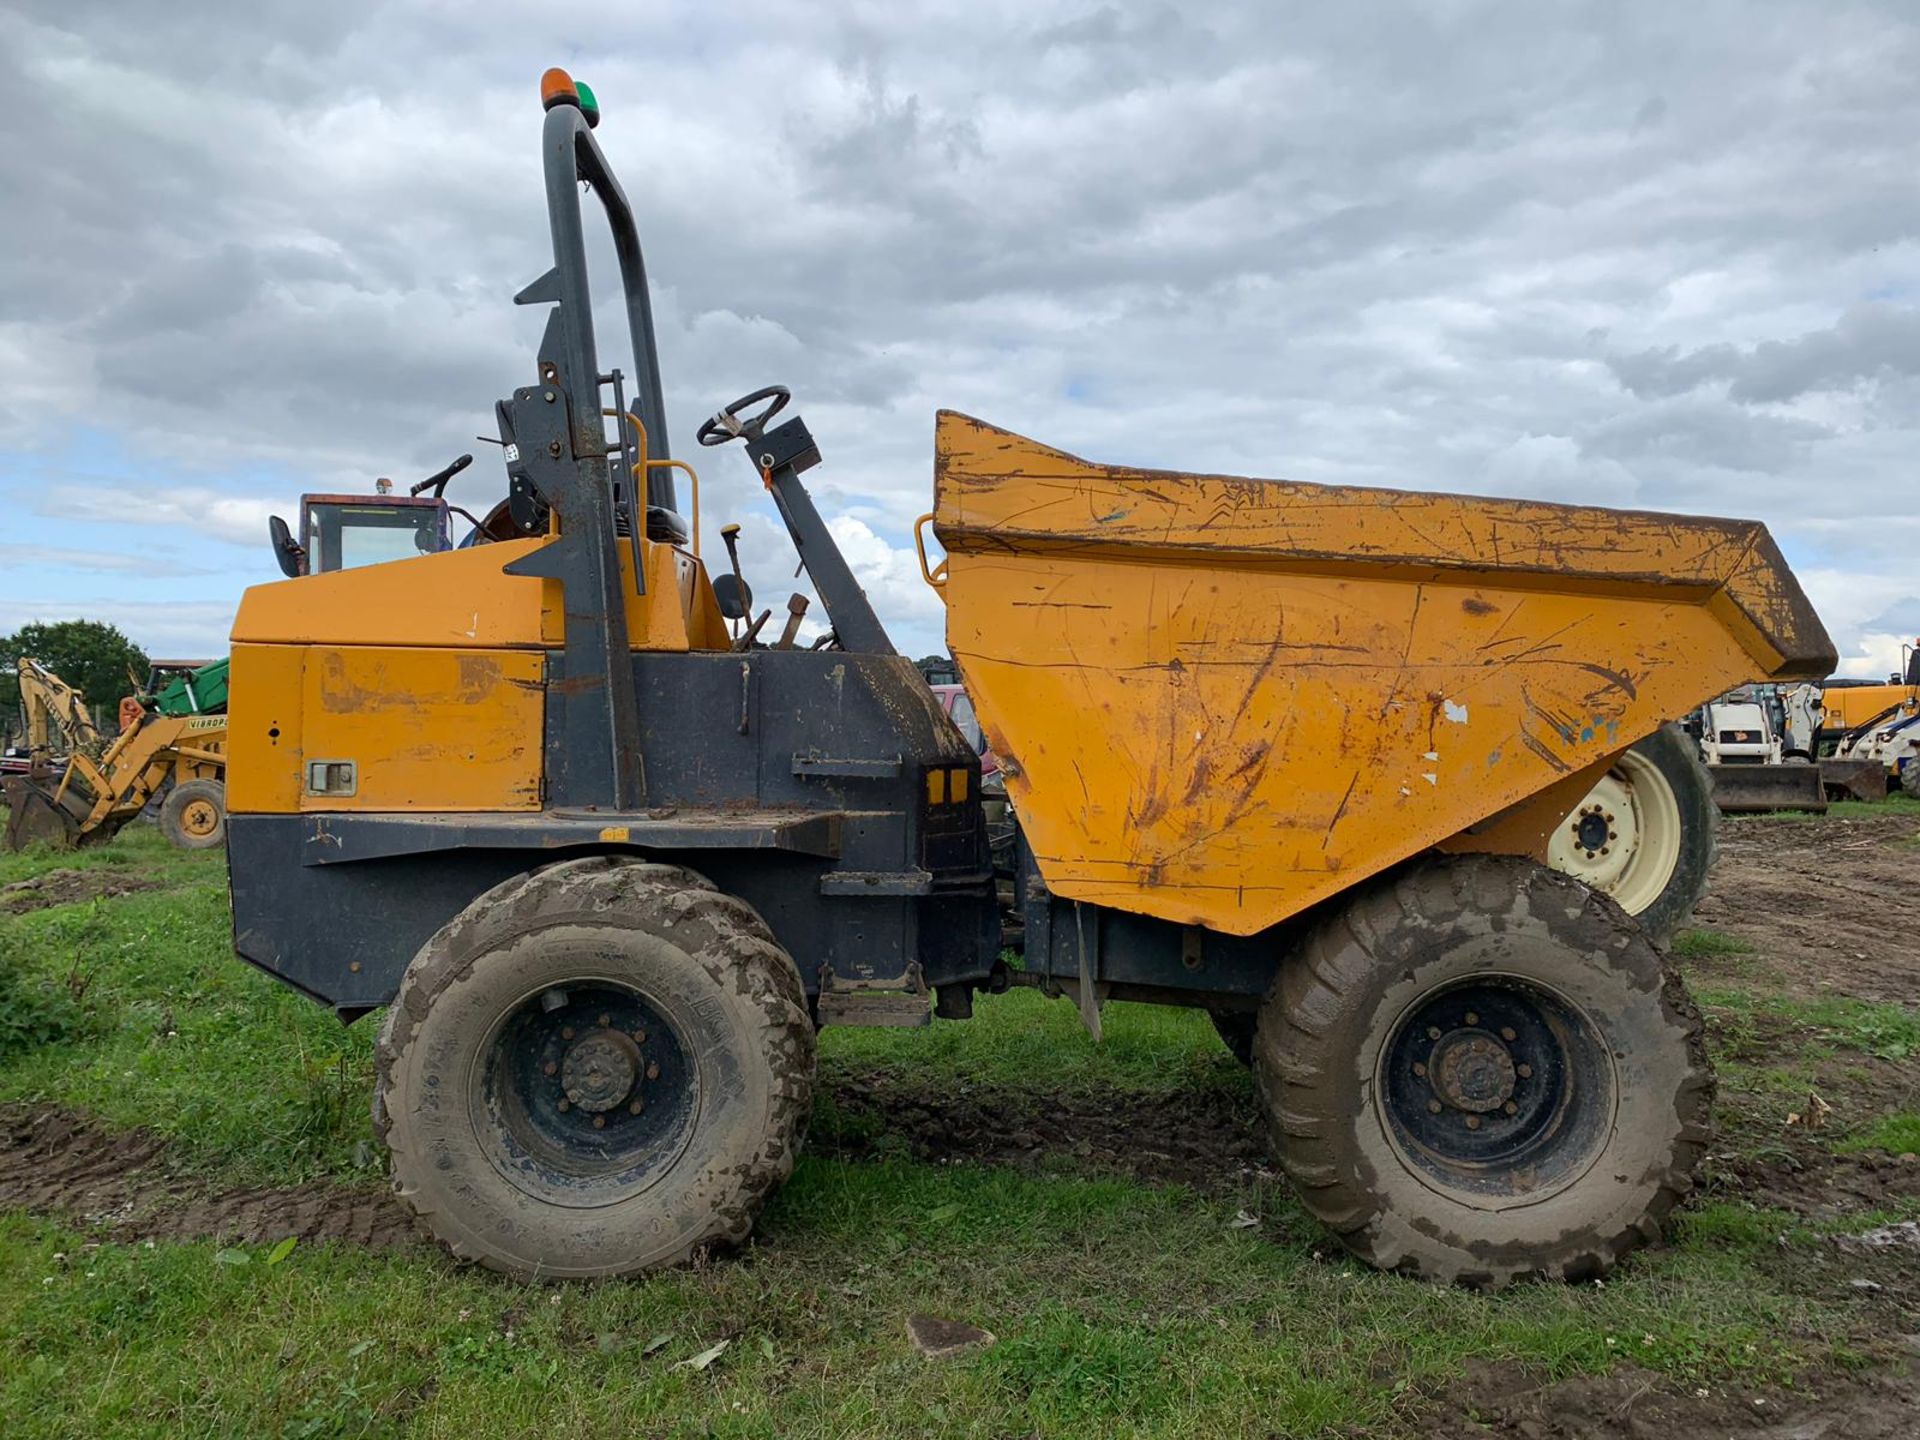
1739 793 1920 821
0 1187 1858 1439
1673 928 1756 958
823 988 1250 1098
1834 1113 1920 1157
1696 988 1920 1064
0 828 377 1184
1 821 1917 1436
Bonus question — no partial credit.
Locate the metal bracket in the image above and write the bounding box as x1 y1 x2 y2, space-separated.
816 962 930 1028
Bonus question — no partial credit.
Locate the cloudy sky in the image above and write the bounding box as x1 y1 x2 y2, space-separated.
1 0 1915 674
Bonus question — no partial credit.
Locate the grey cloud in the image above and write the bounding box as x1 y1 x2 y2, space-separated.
1609 304 1920 403
2 1 1919 665
1582 400 1831 475
1863 598 1920 640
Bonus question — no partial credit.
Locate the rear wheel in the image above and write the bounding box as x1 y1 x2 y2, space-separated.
1903 762 1920 800
159 778 226 850
375 856 814 1279
1547 725 1715 945
1254 855 1712 1287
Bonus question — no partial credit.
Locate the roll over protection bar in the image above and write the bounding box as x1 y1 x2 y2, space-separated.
527 97 676 514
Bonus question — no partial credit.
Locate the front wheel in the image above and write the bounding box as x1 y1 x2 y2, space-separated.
1547 724 1715 945
1254 855 1713 1287
375 857 815 1279
159 778 226 850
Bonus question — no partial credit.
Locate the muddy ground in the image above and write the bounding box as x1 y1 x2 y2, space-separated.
1692 812 1920 1004
2 813 1918 1436
0 867 159 916
0 1103 417 1250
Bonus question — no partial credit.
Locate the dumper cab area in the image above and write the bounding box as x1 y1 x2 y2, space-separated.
226 69 1836 1288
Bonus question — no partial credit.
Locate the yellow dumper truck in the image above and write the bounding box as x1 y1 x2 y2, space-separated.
223 70 1833 1288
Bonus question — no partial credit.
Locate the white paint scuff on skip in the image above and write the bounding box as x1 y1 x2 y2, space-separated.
1444 700 1469 724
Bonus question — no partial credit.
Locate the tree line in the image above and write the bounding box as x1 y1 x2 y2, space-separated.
1 620 151 744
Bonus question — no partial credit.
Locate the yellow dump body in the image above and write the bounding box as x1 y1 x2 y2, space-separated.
932 412 1834 936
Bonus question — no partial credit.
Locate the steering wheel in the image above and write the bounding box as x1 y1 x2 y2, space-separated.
697 385 790 447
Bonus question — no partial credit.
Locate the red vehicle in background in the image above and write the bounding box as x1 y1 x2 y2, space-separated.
929 683 1000 787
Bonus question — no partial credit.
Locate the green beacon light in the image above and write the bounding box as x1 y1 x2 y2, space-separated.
575 81 600 128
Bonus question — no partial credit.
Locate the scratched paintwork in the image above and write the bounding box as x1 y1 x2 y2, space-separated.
229 520 733 816
226 644 545 813
931 412 1837 936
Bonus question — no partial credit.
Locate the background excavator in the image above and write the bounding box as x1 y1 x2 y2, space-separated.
2 655 229 852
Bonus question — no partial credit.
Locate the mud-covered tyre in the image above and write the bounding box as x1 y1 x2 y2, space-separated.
1902 762 1920 800
1254 854 1713 1288
374 856 815 1280
1547 724 1715 945
1210 1010 1256 1066
158 778 226 850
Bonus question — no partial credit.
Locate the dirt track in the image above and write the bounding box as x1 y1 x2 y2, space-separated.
1420 1354 1920 1439
1692 812 1920 1003
0 1104 418 1251
0 868 159 915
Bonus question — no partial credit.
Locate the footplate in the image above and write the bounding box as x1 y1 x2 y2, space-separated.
815 963 931 1028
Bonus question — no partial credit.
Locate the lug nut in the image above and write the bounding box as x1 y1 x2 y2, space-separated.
592 1114 606 1130
1608 830 1618 840
557 1098 571 1112
633 1029 647 1044
1464 1012 1479 1027
1412 1062 1427 1078
598 1013 611 1027
1465 1116 1482 1130
1516 1063 1532 1079
629 1099 644 1115
1428 1100 1443 1114
561 1026 575 1040
646 1062 660 1080
1427 1026 1443 1040
1503 1101 1518 1115
544 1061 558 1077
1500 1027 1516 1042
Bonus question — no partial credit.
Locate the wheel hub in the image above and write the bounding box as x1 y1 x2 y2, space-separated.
1573 809 1609 855
479 982 697 1209
1379 978 1614 1201
183 801 219 836
560 1028 641 1113
1429 1032 1516 1113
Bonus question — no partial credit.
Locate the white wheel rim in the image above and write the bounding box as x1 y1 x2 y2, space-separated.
1547 751 1682 918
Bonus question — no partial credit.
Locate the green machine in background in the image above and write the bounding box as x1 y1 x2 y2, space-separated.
146 658 228 718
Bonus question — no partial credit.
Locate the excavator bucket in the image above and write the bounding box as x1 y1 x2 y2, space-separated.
932 413 1837 935
1817 758 1887 803
1 777 82 851
1707 763 1828 814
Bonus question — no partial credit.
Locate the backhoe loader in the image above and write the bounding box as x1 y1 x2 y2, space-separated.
3 657 229 852
223 69 1834 1289
11 657 104 761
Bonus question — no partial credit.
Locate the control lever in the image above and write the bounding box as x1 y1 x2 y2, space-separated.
711 521 754 633
775 594 809 650
412 453 475 497
734 608 773 652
